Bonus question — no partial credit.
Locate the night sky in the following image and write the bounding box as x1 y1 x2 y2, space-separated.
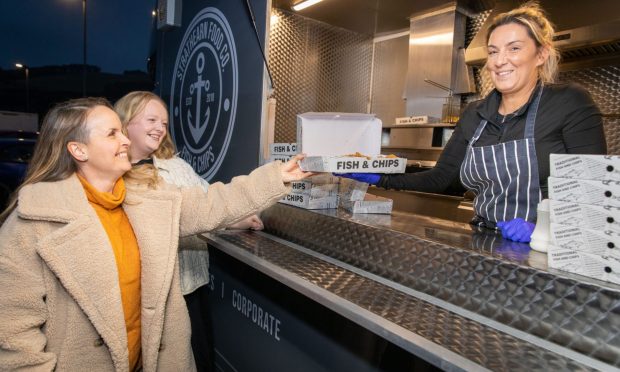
0 0 156 73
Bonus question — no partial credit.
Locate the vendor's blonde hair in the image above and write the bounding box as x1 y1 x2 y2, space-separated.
114 91 176 188
1 97 111 222
485 1 559 83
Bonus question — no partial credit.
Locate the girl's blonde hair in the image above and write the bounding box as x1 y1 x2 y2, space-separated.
1 97 111 222
485 1 560 84
114 91 176 188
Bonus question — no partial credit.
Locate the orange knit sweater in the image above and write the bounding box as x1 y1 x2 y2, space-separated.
78 175 141 371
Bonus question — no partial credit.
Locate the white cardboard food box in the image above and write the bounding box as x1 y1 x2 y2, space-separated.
305 174 340 184
268 154 293 163
296 112 407 173
549 199 620 234
550 154 620 181
338 178 369 202
340 194 393 214
290 182 339 198
550 223 620 259
278 193 338 210
548 177 620 207
269 143 298 155
548 246 620 285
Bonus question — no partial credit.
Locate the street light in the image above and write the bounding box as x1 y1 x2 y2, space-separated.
15 63 30 112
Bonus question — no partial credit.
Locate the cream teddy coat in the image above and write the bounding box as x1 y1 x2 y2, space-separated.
0 162 289 371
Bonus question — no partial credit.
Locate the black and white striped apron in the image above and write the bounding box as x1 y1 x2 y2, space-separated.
459 87 543 226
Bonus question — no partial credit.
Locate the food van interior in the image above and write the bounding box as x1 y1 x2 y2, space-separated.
269 0 620 221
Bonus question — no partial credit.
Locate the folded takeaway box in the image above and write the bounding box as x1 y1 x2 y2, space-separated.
550 154 620 181
279 193 339 210
548 245 620 285
296 112 406 173
549 199 620 234
340 193 393 214
550 223 620 259
548 177 620 208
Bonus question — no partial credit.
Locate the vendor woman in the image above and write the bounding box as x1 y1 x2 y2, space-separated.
341 2 606 242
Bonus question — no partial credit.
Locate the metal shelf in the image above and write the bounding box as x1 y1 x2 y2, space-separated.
382 146 444 151
382 123 456 128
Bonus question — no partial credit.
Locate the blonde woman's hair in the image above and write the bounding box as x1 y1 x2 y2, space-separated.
485 1 560 84
1 97 111 222
114 91 175 188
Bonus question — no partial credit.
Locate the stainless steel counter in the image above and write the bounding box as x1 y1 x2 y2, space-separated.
204 203 620 371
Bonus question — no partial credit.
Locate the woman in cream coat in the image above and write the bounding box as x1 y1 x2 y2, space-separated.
0 97 310 371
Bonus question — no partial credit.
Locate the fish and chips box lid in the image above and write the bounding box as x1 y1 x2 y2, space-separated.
297 113 382 156
296 112 406 173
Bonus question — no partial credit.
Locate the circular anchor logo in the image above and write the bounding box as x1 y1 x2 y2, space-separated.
170 7 238 181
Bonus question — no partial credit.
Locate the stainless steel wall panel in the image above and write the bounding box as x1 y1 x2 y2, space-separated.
370 34 408 126
269 10 372 143
406 8 465 119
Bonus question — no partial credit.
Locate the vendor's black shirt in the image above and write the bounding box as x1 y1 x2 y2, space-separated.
378 82 607 197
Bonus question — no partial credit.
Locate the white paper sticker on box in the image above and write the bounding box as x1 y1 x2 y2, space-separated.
268 154 293 163
278 194 338 209
395 115 439 125
290 182 339 198
299 156 406 173
269 143 298 155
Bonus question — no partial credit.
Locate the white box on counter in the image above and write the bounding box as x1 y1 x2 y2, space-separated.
548 177 620 207
550 154 620 181
340 194 393 214
278 194 338 210
549 199 620 234
269 143 298 155
338 178 369 202
296 112 406 173
268 154 293 163
290 182 339 198
548 246 620 285
550 223 620 259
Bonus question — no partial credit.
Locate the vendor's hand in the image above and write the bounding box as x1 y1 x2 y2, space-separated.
335 173 380 185
281 154 314 183
228 214 264 230
496 218 535 243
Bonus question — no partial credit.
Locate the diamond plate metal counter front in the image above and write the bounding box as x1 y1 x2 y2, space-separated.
209 231 594 371
260 204 620 368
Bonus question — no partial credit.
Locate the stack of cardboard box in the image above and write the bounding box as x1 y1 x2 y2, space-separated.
547 154 620 284
279 174 340 209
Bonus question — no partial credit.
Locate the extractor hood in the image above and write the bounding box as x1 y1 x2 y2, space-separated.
465 0 620 65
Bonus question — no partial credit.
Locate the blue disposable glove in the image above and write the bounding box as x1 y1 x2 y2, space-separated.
496 218 536 243
334 173 381 185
